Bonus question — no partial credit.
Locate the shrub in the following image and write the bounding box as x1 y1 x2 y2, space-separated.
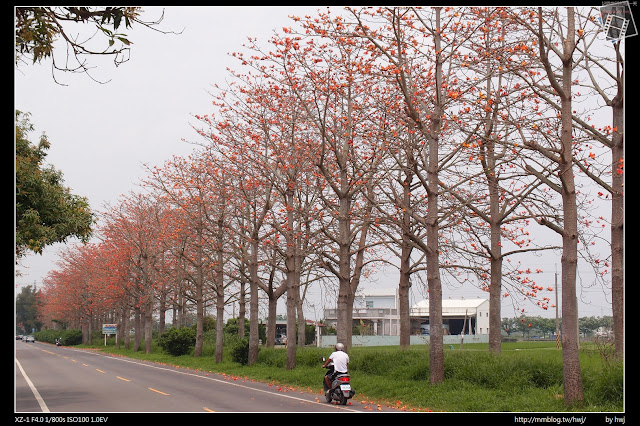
158 327 196 356
62 329 83 345
230 338 251 365
34 329 82 345
33 329 56 344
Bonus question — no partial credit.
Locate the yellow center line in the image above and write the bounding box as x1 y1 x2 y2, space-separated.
203 407 215 412
148 387 170 396
116 376 130 382
96 369 106 373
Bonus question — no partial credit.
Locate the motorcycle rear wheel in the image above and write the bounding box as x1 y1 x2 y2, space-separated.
338 391 347 405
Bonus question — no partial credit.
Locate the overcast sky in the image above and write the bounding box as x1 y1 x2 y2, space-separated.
14 6 615 321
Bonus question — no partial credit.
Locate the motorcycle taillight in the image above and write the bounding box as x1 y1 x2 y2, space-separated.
338 376 350 382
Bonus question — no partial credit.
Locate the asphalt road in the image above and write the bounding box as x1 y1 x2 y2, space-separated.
15 340 398 413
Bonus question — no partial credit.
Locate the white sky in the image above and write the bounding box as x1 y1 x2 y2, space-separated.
14 6 616 322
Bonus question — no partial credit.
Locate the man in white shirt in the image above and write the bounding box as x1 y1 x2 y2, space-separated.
323 343 349 392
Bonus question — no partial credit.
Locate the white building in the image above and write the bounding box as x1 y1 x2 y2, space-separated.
410 297 490 336
323 288 490 336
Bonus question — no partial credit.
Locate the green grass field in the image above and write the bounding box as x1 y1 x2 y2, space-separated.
87 339 623 412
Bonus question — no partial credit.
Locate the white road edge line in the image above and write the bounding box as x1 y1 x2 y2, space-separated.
78 349 360 412
16 358 50 412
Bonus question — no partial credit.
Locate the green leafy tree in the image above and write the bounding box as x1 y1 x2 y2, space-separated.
536 317 558 339
15 7 171 83
15 284 42 334
501 317 517 336
579 316 609 337
15 111 94 259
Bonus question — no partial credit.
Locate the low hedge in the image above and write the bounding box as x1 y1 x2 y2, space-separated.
34 329 82 346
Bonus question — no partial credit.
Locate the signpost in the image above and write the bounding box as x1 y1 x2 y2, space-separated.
102 324 117 346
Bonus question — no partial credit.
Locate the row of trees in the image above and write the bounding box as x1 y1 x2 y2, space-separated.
502 315 614 339
36 7 623 406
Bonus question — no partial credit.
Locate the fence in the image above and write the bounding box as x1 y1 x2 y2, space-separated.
318 334 489 348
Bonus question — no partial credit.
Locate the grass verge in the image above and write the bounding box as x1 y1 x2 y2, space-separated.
81 340 623 412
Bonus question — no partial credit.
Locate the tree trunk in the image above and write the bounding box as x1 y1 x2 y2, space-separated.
267 293 278 347
116 305 123 350
285 264 297 369
557 7 583 406
248 239 260 365
485 137 503 354
398 264 411 347
399 168 413 348
425 7 444 385
122 304 130 350
144 294 153 354
194 262 204 357
336 286 355 350
214 227 225 364
487 147 503 355
610 43 624 360
336 186 354 349
488 220 503 355
238 279 246 338
133 306 141 352
426 146 444 384
295 240 306 347
157 276 167 336
285 189 298 369
215 288 225 363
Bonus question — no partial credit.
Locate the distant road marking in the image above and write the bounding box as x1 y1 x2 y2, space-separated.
96 369 106 373
16 359 49 412
117 376 131 382
148 387 170 396
203 407 215 412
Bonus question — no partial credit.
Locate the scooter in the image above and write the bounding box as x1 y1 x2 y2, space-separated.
322 358 355 405
55 338 61 346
